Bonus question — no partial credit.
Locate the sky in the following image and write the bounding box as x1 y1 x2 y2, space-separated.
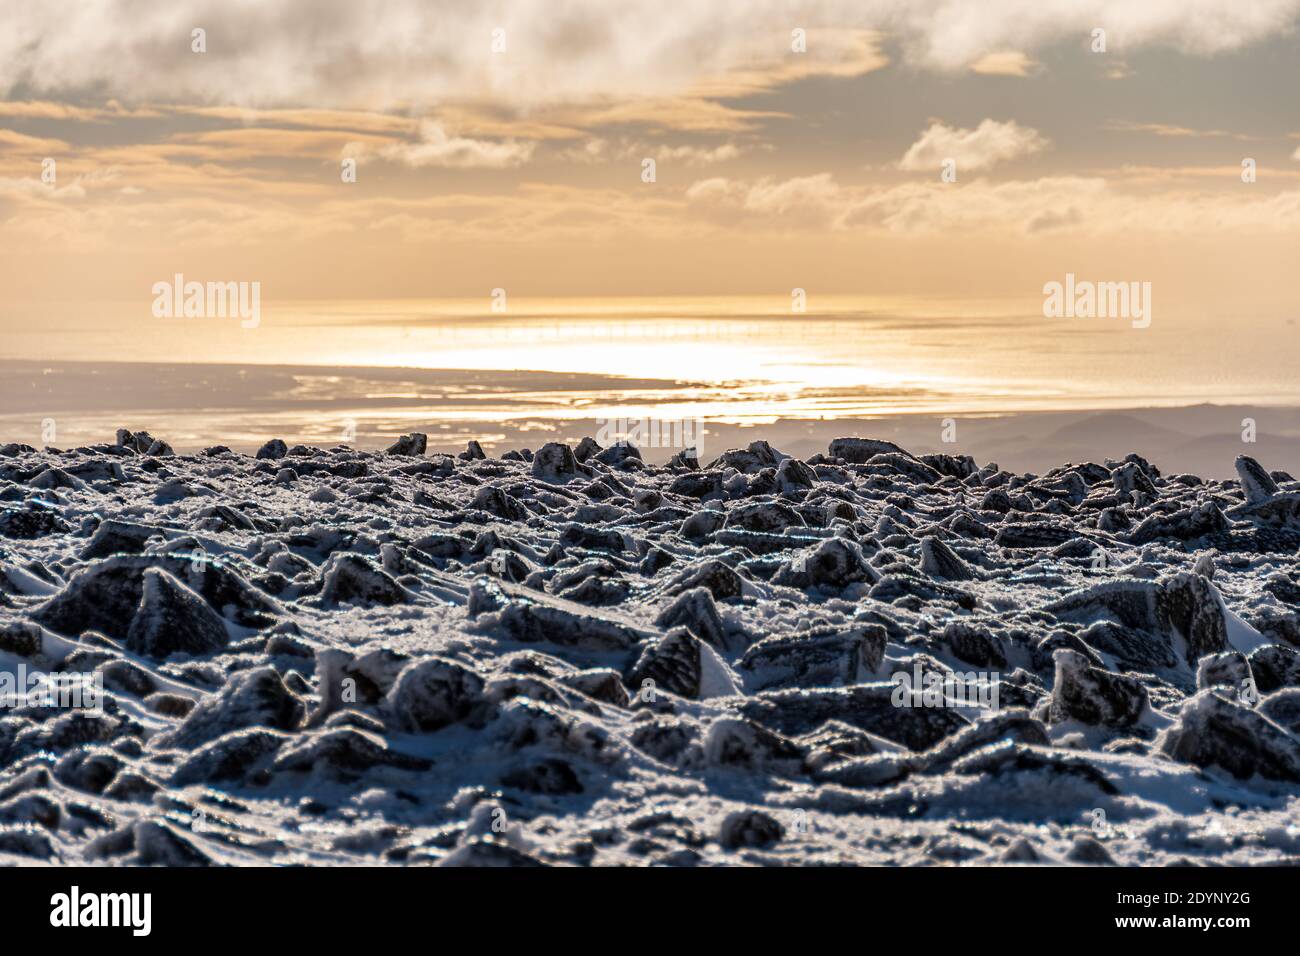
1 0 1298 315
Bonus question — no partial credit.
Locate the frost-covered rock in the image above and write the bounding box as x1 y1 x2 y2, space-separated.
1042 649 1148 728
1156 690 1300 783
125 567 230 658
384 657 487 732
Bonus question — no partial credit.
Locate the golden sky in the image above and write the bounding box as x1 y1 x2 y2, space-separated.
1 1 1298 314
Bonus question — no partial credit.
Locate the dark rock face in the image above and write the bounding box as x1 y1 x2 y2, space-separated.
125 567 231 658
828 437 910 463
159 666 305 749
256 439 288 460
385 658 486 732
942 622 1007 670
531 443 588 482
719 809 784 849
1128 502 1228 545
319 553 409 606
1160 572 1230 665
1249 644 1300 693
738 683 970 751
626 628 705 699
1235 455 1279 505
654 587 729 651
772 538 878 590
1157 691 1300 783
1043 650 1148 728
739 625 885 691
0 508 70 539
920 536 974 581
385 433 427 456
1196 651 1251 692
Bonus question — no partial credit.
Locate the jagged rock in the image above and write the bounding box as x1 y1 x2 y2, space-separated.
704 716 806 775
627 628 725 700
256 439 288 460
593 443 642 468
718 809 784 849
157 665 305 749
942 622 1007 669
1111 461 1156 496
1066 836 1116 865
1 504 72 539
829 437 910 464
1160 571 1231 665
557 668 630 707
35 553 276 639
574 437 601 462
775 458 816 492
531 443 587 482
1078 620 1178 672
80 519 162 560
385 433 427 456
1235 455 1279 505
501 756 583 794
980 489 1013 513
664 559 745 600
654 587 729 651
384 657 486 732
772 537 878 590
739 625 885 691
472 485 529 521
1248 644 1300 693
920 536 973 581
1043 649 1148 727
319 553 410 606
475 591 649 651
994 523 1076 548
272 727 432 775
738 683 970 751
125 567 230 658
724 500 805 533
1128 502 1227 545
1196 651 1251 691
1259 689 1300 734
1046 579 1164 631
171 729 289 784
709 441 785 474
1156 690 1300 783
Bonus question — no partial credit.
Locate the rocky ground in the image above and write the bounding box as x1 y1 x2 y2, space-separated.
1 428 1299 866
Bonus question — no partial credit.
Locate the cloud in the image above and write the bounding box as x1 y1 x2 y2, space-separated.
377 122 536 169
1105 120 1253 139
898 119 1049 172
685 172 1300 236
562 138 744 166
0 1 1293 111
969 51 1036 76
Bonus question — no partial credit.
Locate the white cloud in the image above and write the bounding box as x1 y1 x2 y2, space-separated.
378 122 536 169
686 172 1300 236
0 1 1294 109
898 119 1049 172
562 138 743 166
